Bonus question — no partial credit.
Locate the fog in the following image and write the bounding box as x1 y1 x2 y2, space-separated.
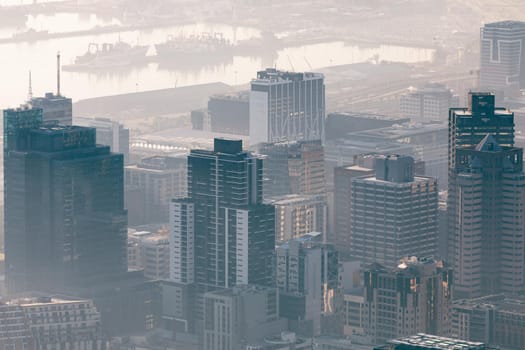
1 1 525 350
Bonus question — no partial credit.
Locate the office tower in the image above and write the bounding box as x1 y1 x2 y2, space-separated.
5 297 104 349
75 117 130 163
276 234 341 337
364 257 453 345
374 334 494 350
448 92 514 171
272 194 327 242
452 295 525 350
125 156 187 225
208 91 250 135
448 135 525 298
258 139 326 199
333 164 375 255
349 155 438 268
480 21 525 98
249 68 325 145
4 108 127 294
400 83 459 122
30 92 73 125
203 285 285 350
169 138 275 328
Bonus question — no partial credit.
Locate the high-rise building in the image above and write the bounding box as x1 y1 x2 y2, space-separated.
480 21 525 98
208 91 250 135
271 194 327 242
125 155 187 225
452 294 525 350
349 155 438 268
75 117 130 163
203 285 285 350
374 334 495 350
30 92 72 125
400 83 459 123
333 164 374 255
258 139 326 200
448 92 514 171
276 233 342 337
448 135 525 298
4 108 127 294
250 68 325 145
169 138 275 328
364 257 453 345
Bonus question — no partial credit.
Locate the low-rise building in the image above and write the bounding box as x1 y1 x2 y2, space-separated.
374 334 496 350
452 294 525 350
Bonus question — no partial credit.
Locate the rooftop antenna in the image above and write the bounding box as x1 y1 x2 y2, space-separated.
27 70 33 102
56 51 61 96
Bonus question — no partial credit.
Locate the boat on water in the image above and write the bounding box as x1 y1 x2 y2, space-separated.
12 28 49 42
63 41 149 71
155 32 233 65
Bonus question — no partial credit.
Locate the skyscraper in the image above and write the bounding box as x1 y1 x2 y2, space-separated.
349 155 438 268
249 68 325 145
448 135 525 298
480 21 525 98
169 138 275 327
30 92 73 125
364 257 453 345
4 108 127 294
448 92 514 171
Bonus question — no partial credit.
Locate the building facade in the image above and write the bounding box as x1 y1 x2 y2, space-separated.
125 155 187 225
272 194 327 242
4 108 127 294
400 83 459 123
448 135 525 298
250 68 325 145
452 294 525 350
480 21 525 98
208 91 250 135
364 258 453 345
258 139 326 200
169 138 275 329
30 92 72 125
203 285 285 350
1 297 103 350
276 234 342 337
349 155 438 268
75 117 130 163
333 164 375 256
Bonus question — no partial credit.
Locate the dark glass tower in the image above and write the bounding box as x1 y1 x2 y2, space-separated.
4 108 127 294
169 138 275 326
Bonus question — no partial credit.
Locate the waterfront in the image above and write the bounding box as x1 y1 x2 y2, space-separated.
0 13 435 110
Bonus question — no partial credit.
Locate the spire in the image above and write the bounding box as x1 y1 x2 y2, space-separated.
56 51 61 96
475 134 502 152
27 70 33 102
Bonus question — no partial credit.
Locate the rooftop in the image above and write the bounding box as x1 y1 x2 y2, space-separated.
386 334 489 350
253 68 323 84
454 294 525 315
485 20 525 29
